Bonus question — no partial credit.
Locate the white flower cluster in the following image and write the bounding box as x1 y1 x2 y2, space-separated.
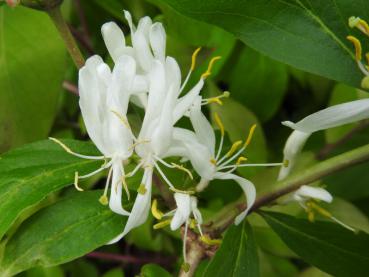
50 12 369 261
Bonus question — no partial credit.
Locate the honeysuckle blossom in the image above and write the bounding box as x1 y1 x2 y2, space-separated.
165 97 283 225
51 54 150 216
278 98 369 180
293 185 355 231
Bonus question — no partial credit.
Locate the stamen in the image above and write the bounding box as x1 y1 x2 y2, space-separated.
99 167 113 205
180 47 202 92
126 161 144 178
154 163 174 188
201 56 222 79
137 183 147 195
183 220 189 264
347 36 362 61
78 160 112 179
244 124 257 148
110 110 131 129
201 91 230 106
49 137 104 160
349 16 369 36
214 112 225 137
283 159 289 168
331 216 356 232
210 158 217 165
190 219 197 229
153 219 171 229
128 139 150 151
226 140 243 157
171 163 193 180
181 263 190 273
151 199 163 220
74 172 84 191
200 234 222 246
122 176 130 200
191 47 202 71
236 156 247 165
219 162 284 170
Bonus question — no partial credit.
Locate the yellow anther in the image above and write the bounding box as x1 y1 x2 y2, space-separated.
213 112 225 136
210 158 217 165
283 159 290 168
200 235 222 246
111 110 130 129
171 163 193 180
349 16 369 35
191 47 202 71
74 172 84 192
244 124 257 147
137 183 147 195
361 76 369 89
151 199 163 220
99 194 108 205
169 187 195 195
347 35 362 61
181 263 190 273
226 140 243 157
153 219 171 230
223 91 230 98
308 211 315 222
349 16 361 28
190 219 197 229
236 156 248 165
207 97 223 105
49 137 72 153
309 202 332 218
201 56 222 79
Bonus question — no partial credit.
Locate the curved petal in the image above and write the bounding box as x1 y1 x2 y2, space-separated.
132 31 153 72
109 160 130 216
294 185 333 203
150 22 166 62
214 173 256 225
191 196 203 224
173 79 204 123
165 57 181 95
170 193 191 230
278 130 311 180
108 168 153 244
101 22 127 62
282 99 369 133
189 96 216 156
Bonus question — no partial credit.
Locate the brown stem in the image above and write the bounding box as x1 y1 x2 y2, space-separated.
69 24 95 55
62 80 78 95
316 120 369 160
47 6 85 69
179 242 205 277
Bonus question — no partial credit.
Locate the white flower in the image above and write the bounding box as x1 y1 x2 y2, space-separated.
278 99 369 180
166 97 283 225
292 185 354 231
50 54 145 216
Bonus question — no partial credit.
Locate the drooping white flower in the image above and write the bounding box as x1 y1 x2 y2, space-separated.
278 99 369 180
50 54 142 216
292 185 354 231
166 97 283 225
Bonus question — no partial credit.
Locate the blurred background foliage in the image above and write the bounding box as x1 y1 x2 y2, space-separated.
0 0 368 276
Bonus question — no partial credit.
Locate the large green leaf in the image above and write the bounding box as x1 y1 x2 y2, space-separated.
203 220 259 277
0 191 127 276
0 6 66 151
0 139 101 240
261 211 369 276
160 0 368 87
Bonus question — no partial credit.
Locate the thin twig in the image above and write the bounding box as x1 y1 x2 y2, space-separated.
86 251 174 266
153 173 175 208
62 80 79 95
69 25 95 55
317 120 369 160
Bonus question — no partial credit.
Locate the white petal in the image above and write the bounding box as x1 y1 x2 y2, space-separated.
189 96 216 156
278 130 311 180
282 99 369 133
132 31 153 72
109 161 130 216
215 173 256 225
191 196 203 224
101 22 126 62
165 57 181 95
137 16 152 37
294 185 333 203
150 22 166 61
173 79 204 123
124 10 135 33
108 168 153 244
170 193 191 230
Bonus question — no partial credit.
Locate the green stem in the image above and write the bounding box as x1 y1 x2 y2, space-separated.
207 143 369 234
47 6 85 69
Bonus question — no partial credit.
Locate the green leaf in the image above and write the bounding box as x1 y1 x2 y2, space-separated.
261 211 369 276
0 6 66 151
102 268 125 277
160 0 367 87
0 191 127 276
0 139 101 240
227 47 288 122
203 220 259 277
140 264 171 277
